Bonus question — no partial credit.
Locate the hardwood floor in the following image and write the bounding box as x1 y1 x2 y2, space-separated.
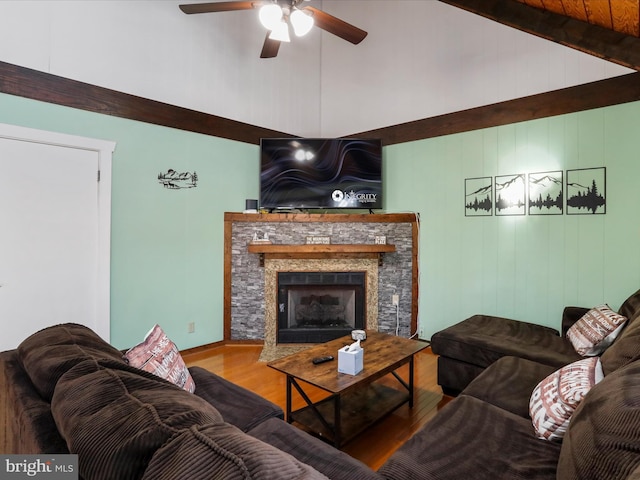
183 344 452 471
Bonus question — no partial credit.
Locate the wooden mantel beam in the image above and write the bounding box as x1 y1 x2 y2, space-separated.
439 0 640 72
247 243 396 267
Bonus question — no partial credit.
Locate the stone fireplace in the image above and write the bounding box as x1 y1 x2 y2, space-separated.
223 212 418 355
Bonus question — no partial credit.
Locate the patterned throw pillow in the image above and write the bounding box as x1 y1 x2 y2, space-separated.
566 304 627 356
529 357 603 441
125 324 196 393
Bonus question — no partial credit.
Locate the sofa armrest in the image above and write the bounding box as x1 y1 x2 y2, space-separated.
0 351 69 454
561 306 590 336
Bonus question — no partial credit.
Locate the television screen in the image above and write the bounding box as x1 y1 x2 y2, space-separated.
260 138 383 210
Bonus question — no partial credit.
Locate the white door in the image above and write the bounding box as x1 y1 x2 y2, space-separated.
0 124 114 351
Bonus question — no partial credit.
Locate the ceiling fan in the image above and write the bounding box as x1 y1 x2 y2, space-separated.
179 1 368 58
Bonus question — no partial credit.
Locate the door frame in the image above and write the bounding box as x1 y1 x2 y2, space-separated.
0 122 116 342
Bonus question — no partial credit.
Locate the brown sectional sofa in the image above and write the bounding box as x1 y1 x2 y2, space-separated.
1 323 380 480
395 288 640 480
381 331 640 480
431 289 640 394
3 307 640 479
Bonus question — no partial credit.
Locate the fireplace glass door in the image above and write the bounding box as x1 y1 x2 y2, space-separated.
277 271 365 343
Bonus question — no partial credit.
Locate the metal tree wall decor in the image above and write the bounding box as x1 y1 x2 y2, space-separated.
465 167 606 217
495 174 526 216
566 167 606 214
465 177 493 216
158 169 198 189
528 171 563 215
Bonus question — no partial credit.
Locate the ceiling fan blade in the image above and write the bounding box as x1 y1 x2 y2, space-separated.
260 32 281 58
179 1 260 14
303 6 367 44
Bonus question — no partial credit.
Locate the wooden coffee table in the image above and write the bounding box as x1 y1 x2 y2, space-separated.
267 330 428 448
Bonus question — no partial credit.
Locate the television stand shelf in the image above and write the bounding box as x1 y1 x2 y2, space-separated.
247 243 396 266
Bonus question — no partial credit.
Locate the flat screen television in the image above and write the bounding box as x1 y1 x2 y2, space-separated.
260 138 383 210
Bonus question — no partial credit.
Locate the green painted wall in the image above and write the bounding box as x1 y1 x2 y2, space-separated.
2 92 639 349
385 102 640 339
0 92 258 350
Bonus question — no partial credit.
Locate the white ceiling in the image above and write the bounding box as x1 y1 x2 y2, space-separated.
0 0 631 137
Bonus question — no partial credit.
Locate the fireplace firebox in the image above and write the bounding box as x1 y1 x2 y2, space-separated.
277 271 365 343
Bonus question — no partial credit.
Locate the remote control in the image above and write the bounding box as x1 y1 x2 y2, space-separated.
312 355 334 365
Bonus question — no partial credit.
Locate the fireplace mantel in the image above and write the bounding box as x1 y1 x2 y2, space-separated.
248 243 396 266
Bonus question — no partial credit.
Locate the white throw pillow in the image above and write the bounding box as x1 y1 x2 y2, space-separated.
566 304 627 356
125 324 196 393
529 357 603 441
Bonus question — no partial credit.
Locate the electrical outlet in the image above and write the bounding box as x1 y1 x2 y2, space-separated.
188 322 195 334
392 294 399 306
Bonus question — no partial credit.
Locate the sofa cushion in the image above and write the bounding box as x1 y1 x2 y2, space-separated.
189 366 283 432
379 394 561 480
248 417 382 480
124 324 195 392
141 423 329 480
601 306 640 376
431 314 581 369
557 359 640 480
17 323 125 401
529 357 603 442
566 305 627 356
51 358 224 480
617 288 640 322
461 356 556 418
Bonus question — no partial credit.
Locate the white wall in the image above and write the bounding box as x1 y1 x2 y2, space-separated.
319 1 632 137
0 0 322 136
0 1 632 138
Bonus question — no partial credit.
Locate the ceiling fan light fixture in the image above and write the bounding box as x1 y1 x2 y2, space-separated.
269 20 291 42
290 8 314 37
179 1 368 58
258 4 283 31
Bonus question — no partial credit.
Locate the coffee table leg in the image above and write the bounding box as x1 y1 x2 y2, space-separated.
334 394 341 448
286 375 293 423
408 356 415 408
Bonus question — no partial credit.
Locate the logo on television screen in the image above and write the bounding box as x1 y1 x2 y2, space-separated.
332 189 377 206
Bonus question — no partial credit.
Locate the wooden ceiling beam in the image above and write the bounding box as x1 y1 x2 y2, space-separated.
439 0 640 71
351 72 640 145
0 61 292 145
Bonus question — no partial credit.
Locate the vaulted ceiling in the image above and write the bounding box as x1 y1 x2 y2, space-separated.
441 0 640 71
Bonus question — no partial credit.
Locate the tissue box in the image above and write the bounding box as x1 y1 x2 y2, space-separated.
338 345 363 375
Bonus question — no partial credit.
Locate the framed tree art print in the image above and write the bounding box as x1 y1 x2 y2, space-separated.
566 167 606 215
465 177 493 216
528 170 563 215
495 174 525 216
